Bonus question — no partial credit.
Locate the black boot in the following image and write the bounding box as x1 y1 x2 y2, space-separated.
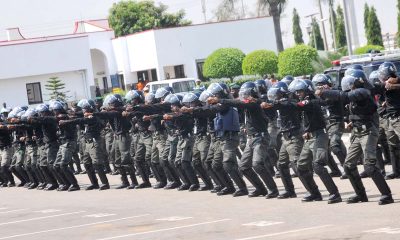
314 164 341 204
327 152 342 177
227 168 248 197
182 161 199 191
255 168 279 199
10 166 26 187
344 167 368 204
126 166 139 189
55 166 70 191
152 163 167 189
116 168 130 189
241 168 267 197
298 169 322 202
40 166 58 190
368 165 394 205
386 146 400 180
135 162 151 189
277 167 296 199
95 165 110 190
61 165 80 192
194 164 213 191
85 165 99 190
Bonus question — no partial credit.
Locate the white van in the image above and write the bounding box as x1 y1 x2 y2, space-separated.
145 78 196 95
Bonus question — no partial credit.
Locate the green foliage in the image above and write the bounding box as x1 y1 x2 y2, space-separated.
203 48 245 80
364 3 370 35
366 6 383 46
108 0 191 37
336 5 347 49
292 8 304 44
309 17 325 50
242 50 278 76
398 0 400 47
45 77 69 101
278 44 318 77
312 52 343 73
354 45 384 54
329 2 337 49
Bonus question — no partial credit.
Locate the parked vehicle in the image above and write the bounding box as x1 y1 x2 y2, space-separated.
145 78 196 96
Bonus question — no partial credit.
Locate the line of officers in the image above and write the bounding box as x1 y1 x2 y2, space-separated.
1 61 400 205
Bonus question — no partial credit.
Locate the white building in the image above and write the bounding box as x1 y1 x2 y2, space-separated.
0 17 277 107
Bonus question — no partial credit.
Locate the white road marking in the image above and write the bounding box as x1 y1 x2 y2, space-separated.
0 209 28 214
365 227 400 234
96 218 231 240
0 211 86 226
235 225 333 240
0 214 150 240
242 221 284 227
34 209 61 214
83 213 116 218
156 216 193 221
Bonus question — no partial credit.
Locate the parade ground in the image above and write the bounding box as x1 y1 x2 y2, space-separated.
1 169 400 240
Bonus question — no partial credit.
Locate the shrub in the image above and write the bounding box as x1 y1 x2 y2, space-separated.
278 44 318 77
242 50 278 76
354 45 384 55
203 48 245 80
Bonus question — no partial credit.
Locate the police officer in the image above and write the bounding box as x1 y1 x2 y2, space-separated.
28 104 60 191
164 94 200 191
312 74 347 178
60 99 110 190
50 101 80 192
375 63 400 179
206 83 248 197
289 79 342 204
0 116 15 187
93 94 138 189
124 90 152 189
262 82 302 198
181 93 214 191
215 82 279 198
317 70 393 205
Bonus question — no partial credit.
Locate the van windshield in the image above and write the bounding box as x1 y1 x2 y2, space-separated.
172 81 195 93
152 84 169 92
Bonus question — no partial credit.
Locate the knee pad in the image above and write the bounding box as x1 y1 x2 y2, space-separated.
364 164 378 177
312 162 326 176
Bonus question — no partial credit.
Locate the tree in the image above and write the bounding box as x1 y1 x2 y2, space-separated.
335 5 347 50
257 0 287 52
397 0 400 47
278 44 318 77
326 0 337 49
242 50 278 76
292 8 304 44
108 0 191 37
45 77 69 101
309 17 324 50
213 0 241 21
203 48 245 80
366 6 383 46
364 3 370 36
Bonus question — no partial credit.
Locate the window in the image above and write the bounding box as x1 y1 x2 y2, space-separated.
152 83 169 92
26 82 43 104
174 65 185 78
172 81 195 93
196 59 207 81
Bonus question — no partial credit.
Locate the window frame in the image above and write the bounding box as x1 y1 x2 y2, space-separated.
26 82 43 105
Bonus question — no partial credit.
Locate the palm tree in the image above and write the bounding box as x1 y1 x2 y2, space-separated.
257 0 287 52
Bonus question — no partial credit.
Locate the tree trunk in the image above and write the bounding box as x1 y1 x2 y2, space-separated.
270 5 284 52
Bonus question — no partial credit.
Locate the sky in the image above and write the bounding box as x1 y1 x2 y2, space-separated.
0 0 397 49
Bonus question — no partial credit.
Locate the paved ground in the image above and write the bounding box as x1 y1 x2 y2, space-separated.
1 134 400 240
1 166 400 240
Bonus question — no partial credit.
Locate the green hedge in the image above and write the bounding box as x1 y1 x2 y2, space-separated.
354 45 384 55
242 50 278 76
278 44 318 77
203 48 245 79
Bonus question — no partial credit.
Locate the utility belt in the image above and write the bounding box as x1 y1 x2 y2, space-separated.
353 123 373 134
85 137 100 144
281 129 301 140
0 145 11 151
247 132 267 139
304 129 327 140
216 131 238 139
